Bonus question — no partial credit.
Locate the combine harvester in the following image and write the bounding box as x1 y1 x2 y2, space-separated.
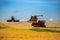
7 16 20 22
29 15 46 27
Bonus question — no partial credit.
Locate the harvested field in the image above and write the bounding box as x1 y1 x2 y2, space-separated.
45 22 60 28
0 22 60 28
0 22 60 30
0 22 32 29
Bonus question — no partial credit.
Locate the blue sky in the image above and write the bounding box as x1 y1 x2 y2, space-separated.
0 0 60 22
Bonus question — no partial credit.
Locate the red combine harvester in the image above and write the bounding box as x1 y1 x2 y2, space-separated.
32 20 46 27
30 15 46 27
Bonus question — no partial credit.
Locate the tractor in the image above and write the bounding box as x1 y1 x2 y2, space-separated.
7 16 19 22
30 15 46 27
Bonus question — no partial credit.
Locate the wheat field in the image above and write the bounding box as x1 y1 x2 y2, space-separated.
0 28 60 40
0 22 60 40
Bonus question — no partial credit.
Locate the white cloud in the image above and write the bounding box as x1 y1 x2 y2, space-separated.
49 18 54 21
20 19 28 21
